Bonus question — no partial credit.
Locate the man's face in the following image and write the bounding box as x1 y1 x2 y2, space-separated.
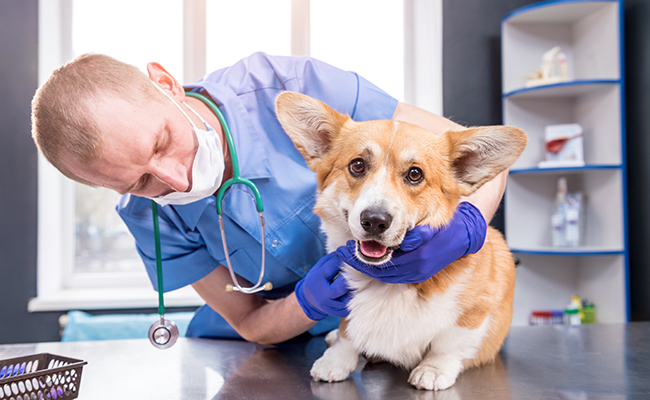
66 92 198 198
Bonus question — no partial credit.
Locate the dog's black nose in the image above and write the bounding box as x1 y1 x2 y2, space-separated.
360 208 392 236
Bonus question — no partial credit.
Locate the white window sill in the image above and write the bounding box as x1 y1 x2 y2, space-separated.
28 285 204 312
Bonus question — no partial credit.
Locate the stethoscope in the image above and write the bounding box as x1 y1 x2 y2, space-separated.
148 92 273 349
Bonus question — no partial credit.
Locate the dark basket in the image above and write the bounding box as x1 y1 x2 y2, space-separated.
0 353 87 400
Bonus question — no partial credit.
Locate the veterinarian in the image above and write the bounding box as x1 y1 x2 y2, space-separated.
31 53 505 344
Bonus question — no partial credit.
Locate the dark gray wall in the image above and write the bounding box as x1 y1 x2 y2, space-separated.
0 0 62 344
624 0 650 321
442 0 538 233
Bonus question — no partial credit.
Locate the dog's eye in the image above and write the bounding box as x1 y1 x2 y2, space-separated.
406 167 424 184
348 158 366 177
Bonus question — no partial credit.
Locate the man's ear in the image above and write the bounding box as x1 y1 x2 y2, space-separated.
275 92 350 170
447 126 527 196
146 62 185 101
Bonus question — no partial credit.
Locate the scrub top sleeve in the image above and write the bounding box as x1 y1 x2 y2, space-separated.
135 244 221 293
117 200 221 292
352 74 400 121
293 56 399 122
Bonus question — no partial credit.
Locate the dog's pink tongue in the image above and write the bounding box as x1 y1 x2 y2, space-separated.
360 241 388 258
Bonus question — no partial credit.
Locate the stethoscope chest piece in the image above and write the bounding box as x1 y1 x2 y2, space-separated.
148 317 179 350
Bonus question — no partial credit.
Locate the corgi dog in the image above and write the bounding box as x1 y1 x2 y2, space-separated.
275 92 527 391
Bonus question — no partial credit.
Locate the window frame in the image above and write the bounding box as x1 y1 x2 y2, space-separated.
30 0 442 312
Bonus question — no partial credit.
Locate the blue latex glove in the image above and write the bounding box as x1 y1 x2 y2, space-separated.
336 202 487 284
295 252 351 321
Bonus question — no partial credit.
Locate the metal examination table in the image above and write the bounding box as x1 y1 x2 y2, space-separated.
1 322 649 399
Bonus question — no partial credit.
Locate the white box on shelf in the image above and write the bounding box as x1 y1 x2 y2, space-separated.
538 123 585 168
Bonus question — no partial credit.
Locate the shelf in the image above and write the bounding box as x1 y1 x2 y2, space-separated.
504 79 619 99
506 168 623 251
510 247 624 256
505 83 622 169
503 0 616 25
510 164 621 175
512 253 626 326
501 0 620 94
502 0 627 325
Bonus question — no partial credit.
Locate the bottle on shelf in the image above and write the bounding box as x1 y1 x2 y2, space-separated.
551 177 584 248
565 192 584 247
551 177 568 247
563 295 583 325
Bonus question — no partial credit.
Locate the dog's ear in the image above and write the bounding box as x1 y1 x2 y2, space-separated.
275 92 349 169
447 126 527 196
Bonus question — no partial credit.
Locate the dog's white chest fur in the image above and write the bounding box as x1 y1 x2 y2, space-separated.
342 266 485 370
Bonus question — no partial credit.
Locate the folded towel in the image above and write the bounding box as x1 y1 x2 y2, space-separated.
61 310 195 342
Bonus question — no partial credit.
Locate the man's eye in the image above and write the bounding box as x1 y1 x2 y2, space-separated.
155 126 171 155
136 174 150 190
348 158 366 177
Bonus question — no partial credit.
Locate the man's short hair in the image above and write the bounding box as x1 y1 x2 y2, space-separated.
31 53 163 185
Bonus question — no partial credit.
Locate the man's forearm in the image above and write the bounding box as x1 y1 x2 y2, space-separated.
238 293 317 344
463 169 508 224
192 266 317 345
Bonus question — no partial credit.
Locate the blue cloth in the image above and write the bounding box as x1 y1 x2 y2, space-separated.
61 311 194 342
117 53 398 339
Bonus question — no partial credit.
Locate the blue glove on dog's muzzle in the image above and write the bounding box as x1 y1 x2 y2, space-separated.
336 202 487 284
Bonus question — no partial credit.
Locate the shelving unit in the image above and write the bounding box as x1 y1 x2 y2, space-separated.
501 0 628 326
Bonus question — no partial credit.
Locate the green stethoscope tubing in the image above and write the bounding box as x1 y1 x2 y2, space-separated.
152 200 165 315
185 91 264 214
151 91 271 317
150 199 179 350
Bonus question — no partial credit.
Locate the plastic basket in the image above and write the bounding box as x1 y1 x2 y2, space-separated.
0 353 87 400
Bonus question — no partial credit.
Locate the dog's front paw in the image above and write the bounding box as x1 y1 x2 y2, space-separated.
310 353 356 382
310 340 359 383
408 365 458 391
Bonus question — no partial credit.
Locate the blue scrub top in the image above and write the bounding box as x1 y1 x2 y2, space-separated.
117 53 398 339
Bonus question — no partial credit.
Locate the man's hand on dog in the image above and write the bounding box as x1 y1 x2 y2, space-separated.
337 202 487 284
295 252 351 321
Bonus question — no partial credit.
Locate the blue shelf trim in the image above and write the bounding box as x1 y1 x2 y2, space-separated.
502 0 613 24
503 79 620 98
510 165 622 175
511 249 625 256
616 0 630 323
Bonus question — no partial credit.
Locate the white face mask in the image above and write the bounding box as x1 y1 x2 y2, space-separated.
149 82 225 206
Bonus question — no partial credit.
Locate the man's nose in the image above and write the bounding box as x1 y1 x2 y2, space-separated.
152 159 190 193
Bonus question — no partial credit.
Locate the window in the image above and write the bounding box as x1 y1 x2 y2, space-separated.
71 0 183 289
311 0 404 100
205 0 292 71
31 0 441 312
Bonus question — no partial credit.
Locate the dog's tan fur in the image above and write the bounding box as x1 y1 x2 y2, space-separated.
276 92 526 390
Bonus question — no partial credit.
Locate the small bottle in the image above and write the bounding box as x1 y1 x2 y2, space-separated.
551 310 564 325
563 295 583 325
564 309 582 325
582 300 596 324
551 177 568 247
565 192 583 247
